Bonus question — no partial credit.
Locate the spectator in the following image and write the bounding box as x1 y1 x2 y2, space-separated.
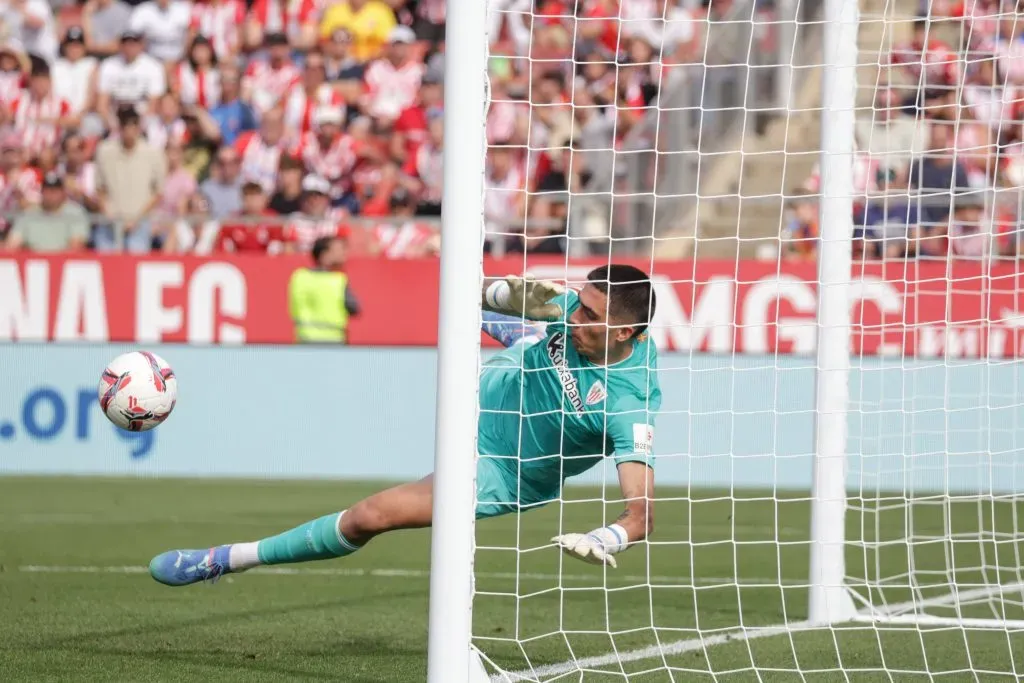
94 106 167 251
97 30 166 127
3 172 88 251
242 32 300 116
370 187 439 258
52 27 98 120
909 122 971 233
285 173 349 251
889 17 959 107
855 87 928 183
1 0 59 64
180 104 222 180
154 139 197 243
483 143 526 243
947 193 993 259
144 92 187 149
129 0 192 64
295 106 356 202
172 36 220 109
216 181 284 254
391 71 442 164
402 106 442 215
322 29 364 81
282 49 344 134
189 0 245 62
245 0 318 53
209 65 257 146
861 204 919 260
287 234 360 343
200 144 244 218
83 0 133 60
268 152 304 214
0 135 41 218
782 189 819 260
364 25 424 125
236 107 290 193
6 65 74 158
60 133 101 214
319 0 396 64
0 45 29 106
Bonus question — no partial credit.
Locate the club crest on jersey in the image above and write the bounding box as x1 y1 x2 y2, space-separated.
586 380 606 405
546 332 584 415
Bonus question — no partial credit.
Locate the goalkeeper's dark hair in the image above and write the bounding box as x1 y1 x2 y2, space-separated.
587 265 656 338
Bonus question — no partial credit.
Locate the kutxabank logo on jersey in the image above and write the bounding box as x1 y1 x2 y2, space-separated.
546 332 584 415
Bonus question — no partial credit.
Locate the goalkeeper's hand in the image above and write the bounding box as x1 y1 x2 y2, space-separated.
552 524 629 569
485 275 565 321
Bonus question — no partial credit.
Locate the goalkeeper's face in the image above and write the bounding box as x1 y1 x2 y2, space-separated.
569 285 636 362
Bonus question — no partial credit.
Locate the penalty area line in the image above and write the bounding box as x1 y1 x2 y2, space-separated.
15 564 798 587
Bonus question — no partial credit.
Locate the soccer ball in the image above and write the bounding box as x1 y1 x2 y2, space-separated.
97 351 178 432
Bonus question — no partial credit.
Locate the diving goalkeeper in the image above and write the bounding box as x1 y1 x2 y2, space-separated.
149 264 661 585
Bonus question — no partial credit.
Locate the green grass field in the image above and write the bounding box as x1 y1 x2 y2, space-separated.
1 477 1023 682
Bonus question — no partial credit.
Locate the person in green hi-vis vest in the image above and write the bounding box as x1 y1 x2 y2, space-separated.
287 235 361 343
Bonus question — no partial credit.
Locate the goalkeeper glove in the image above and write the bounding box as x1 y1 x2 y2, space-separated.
552 524 629 569
485 275 565 322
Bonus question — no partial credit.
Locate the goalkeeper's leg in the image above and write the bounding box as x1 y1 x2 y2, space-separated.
148 477 435 586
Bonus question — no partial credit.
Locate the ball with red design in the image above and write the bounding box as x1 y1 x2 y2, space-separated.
97 351 178 432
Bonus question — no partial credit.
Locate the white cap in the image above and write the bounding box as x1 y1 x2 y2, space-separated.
313 106 343 127
302 174 331 195
388 25 416 44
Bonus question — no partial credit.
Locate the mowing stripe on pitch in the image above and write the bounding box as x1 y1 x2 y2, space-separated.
490 583 1021 682
16 565 803 586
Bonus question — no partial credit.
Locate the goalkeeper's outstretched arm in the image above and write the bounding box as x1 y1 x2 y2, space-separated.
552 462 654 568
482 275 565 321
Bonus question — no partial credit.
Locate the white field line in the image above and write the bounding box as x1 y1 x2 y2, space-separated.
15 564 801 586
491 583 1024 682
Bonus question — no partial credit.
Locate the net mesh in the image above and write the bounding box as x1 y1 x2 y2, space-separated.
471 0 1024 680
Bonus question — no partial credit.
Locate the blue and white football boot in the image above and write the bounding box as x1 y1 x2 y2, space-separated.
149 545 233 586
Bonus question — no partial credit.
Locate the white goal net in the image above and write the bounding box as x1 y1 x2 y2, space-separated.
447 0 1024 680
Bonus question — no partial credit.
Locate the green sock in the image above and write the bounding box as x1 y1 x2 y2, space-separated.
255 511 361 565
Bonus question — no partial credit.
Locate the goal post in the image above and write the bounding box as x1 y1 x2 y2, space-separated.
426 0 487 676
807 0 859 626
431 0 1024 679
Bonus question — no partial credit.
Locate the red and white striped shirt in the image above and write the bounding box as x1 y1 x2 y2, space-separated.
294 131 357 192
190 0 246 61
144 116 188 150
175 63 222 109
0 71 24 106
890 38 961 88
249 0 318 41
9 93 71 156
0 167 42 216
403 142 443 203
244 59 301 115
236 131 288 192
364 59 424 121
285 208 350 252
373 220 437 258
281 83 345 135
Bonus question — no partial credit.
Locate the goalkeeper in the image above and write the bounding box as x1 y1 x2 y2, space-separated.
150 264 661 584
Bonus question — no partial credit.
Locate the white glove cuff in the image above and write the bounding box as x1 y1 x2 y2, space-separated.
586 524 629 555
486 281 511 310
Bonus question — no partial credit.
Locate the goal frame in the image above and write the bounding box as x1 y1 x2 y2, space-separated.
427 0 1024 680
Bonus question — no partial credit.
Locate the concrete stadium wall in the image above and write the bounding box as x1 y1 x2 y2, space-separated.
0 345 1021 493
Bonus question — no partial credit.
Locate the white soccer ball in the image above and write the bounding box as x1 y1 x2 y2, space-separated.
97 351 178 432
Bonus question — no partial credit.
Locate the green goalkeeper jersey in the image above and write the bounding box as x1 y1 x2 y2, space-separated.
478 290 662 506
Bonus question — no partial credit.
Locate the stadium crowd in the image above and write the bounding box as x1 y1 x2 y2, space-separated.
784 0 1024 262
0 0 709 258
